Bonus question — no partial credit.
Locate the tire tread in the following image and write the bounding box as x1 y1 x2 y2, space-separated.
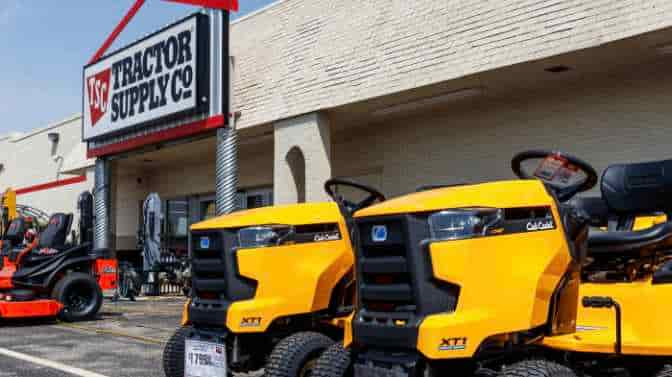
266 331 334 377
655 365 672 377
311 343 351 377
162 326 191 377
499 360 577 377
52 272 103 322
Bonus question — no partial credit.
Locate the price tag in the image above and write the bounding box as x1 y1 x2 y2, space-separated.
185 339 227 377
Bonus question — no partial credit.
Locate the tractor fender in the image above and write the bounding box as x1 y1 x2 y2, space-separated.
43 256 96 289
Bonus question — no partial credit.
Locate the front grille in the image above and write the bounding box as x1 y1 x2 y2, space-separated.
189 230 257 326
353 215 459 349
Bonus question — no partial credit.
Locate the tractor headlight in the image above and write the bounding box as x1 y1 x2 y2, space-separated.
428 208 503 241
238 225 294 249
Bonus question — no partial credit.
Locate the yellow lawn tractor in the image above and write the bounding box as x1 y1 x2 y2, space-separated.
312 150 672 377
311 149 596 377
542 157 672 377
162 180 386 377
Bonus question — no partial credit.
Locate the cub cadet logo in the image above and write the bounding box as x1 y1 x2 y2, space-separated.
439 337 468 351
526 219 554 232
86 68 112 127
372 225 388 242
314 231 341 242
240 317 262 328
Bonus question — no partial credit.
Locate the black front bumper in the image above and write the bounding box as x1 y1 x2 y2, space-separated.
189 230 257 327
353 215 459 350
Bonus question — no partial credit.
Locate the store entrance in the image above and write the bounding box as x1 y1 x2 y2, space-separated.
162 187 273 255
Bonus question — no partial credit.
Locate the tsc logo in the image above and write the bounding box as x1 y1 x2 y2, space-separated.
86 68 111 127
439 337 468 351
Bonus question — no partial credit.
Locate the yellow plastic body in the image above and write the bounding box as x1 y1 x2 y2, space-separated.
542 212 671 356
543 279 672 355
632 214 667 230
186 202 354 333
1 189 17 221
351 180 575 359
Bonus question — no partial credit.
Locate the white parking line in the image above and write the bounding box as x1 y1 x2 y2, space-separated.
0 347 110 377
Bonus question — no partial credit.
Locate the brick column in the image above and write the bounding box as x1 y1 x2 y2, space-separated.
274 112 332 204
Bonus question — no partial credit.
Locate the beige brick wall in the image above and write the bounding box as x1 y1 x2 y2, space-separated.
232 0 672 130
332 60 672 197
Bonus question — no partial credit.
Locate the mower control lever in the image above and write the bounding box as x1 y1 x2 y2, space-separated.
582 296 622 355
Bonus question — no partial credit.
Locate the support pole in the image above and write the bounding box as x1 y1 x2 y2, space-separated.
215 10 238 216
94 158 110 250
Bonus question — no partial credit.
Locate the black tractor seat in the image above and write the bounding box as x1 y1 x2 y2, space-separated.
587 221 672 254
578 158 672 257
19 213 73 267
570 196 609 227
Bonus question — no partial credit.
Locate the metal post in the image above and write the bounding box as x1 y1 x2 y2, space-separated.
215 9 238 216
94 158 110 250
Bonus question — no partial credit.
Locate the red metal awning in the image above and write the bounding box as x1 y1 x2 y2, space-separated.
163 0 239 11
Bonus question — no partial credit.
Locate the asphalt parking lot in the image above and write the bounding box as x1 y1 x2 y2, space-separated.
0 296 186 377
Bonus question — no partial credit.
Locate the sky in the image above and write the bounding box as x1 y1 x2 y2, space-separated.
0 0 273 135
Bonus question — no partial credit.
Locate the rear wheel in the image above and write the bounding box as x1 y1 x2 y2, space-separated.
162 326 191 377
52 272 102 322
266 332 335 377
311 343 352 377
499 360 577 377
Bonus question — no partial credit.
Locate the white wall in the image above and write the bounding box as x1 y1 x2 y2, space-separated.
0 115 94 230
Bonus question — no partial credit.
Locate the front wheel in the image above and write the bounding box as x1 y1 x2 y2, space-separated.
311 343 352 377
266 332 335 377
499 360 577 377
52 272 103 322
163 326 191 377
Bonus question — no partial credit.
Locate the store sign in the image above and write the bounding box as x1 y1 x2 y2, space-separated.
83 14 208 141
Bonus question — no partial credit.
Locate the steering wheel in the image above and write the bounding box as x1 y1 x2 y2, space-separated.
511 150 598 201
324 179 386 213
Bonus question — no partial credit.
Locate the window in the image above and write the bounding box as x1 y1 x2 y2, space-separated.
166 198 189 255
237 188 273 210
200 200 217 221
196 187 273 221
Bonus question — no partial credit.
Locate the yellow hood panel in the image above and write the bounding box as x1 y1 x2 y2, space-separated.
191 202 341 230
355 180 552 217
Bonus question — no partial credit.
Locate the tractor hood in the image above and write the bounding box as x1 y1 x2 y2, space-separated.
354 179 553 218
191 202 342 230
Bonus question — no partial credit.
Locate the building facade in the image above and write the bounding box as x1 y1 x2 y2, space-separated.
4 0 672 260
0 115 94 226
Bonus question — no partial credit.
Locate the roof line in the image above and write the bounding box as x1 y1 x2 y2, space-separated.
232 0 286 25
9 113 82 143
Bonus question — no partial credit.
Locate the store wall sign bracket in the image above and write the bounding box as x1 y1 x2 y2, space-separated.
82 13 211 142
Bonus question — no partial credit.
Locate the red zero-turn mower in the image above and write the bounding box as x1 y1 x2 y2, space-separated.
0 192 117 321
